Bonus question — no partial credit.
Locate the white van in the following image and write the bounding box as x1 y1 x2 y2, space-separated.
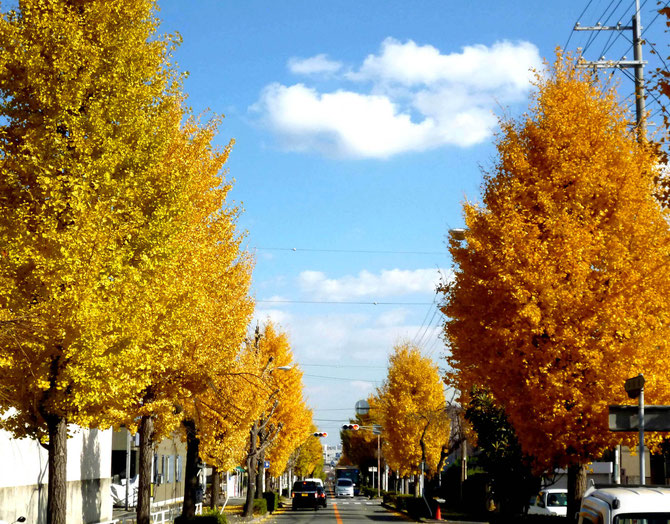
528 488 568 517
578 486 670 523
304 477 324 489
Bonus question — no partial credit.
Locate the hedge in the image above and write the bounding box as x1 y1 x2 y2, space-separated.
252 498 267 515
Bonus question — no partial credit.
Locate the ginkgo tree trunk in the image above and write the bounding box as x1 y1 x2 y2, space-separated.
0 1 184 523
442 54 670 520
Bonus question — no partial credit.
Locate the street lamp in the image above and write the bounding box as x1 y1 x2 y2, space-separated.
448 228 468 241
624 374 646 484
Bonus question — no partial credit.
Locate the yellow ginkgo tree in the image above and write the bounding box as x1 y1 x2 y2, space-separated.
242 322 311 517
441 54 670 516
115 112 254 522
0 1 186 522
370 341 450 496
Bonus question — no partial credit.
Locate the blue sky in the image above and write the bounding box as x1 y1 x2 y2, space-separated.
154 0 669 443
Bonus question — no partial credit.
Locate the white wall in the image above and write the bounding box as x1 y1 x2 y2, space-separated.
0 426 113 524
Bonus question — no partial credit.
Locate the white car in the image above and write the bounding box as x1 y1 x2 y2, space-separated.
528 488 568 517
335 478 354 498
304 477 324 489
578 485 670 524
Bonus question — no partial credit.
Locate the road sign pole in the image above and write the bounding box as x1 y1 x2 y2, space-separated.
377 434 381 498
640 385 645 484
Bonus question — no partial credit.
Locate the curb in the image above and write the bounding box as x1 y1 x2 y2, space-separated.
381 502 417 522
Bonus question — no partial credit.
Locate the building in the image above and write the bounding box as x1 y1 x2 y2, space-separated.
323 444 342 467
0 426 113 524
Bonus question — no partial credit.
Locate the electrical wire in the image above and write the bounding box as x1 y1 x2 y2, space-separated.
565 0 597 50
303 374 378 383
415 306 441 348
253 246 445 256
302 364 386 369
257 299 434 305
582 0 628 55
412 292 438 346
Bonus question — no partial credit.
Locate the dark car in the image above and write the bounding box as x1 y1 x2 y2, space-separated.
292 480 326 510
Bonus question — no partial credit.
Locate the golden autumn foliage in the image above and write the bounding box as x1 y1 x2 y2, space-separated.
122 111 254 440
254 323 312 477
441 56 670 471
340 414 379 471
0 0 184 440
370 342 450 477
197 346 267 473
293 425 326 478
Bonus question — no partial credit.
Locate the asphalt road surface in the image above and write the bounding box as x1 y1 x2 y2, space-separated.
264 496 409 523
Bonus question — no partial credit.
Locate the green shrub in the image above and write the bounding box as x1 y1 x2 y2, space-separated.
263 491 278 513
395 494 414 512
360 486 379 498
252 498 267 515
201 508 227 524
382 491 398 506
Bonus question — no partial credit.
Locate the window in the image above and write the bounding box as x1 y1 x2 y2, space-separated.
166 456 173 483
153 453 158 483
176 455 183 482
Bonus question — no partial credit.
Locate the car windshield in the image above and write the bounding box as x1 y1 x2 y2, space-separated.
337 479 353 487
614 515 670 524
547 492 567 507
293 481 318 492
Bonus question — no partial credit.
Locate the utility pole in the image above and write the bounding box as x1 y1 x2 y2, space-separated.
573 0 646 139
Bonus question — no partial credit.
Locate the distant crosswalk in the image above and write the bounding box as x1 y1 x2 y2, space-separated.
334 501 375 505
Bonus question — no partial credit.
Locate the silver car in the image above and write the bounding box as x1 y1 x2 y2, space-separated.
335 478 354 497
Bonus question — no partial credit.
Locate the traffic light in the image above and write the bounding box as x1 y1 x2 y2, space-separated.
342 424 359 431
313 432 328 437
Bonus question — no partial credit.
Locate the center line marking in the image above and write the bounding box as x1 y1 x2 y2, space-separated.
334 503 343 524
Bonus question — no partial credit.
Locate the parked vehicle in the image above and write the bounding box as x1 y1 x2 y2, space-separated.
528 488 568 517
292 480 325 510
335 478 355 498
578 485 670 523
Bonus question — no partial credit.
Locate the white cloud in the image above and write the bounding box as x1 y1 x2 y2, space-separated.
288 54 342 75
254 83 445 158
352 38 539 93
251 39 541 159
376 308 410 327
298 268 440 301
253 307 293 327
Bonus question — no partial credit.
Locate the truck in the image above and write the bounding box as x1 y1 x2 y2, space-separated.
335 466 360 495
578 485 670 523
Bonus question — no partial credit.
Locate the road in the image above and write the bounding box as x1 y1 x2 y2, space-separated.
264 496 409 523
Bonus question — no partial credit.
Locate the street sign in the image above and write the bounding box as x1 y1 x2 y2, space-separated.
369 466 377 472
609 405 670 431
372 424 382 435
355 399 370 416
624 374 645 399
264 460 270 469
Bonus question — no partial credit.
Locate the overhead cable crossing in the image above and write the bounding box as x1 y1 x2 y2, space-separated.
573 0 647 137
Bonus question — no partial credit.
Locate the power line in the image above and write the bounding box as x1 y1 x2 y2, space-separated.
257 299 434 305
253 246 446 256
302 363 386 369
412 292 438 346
565 0 597 50
303 374 378 383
